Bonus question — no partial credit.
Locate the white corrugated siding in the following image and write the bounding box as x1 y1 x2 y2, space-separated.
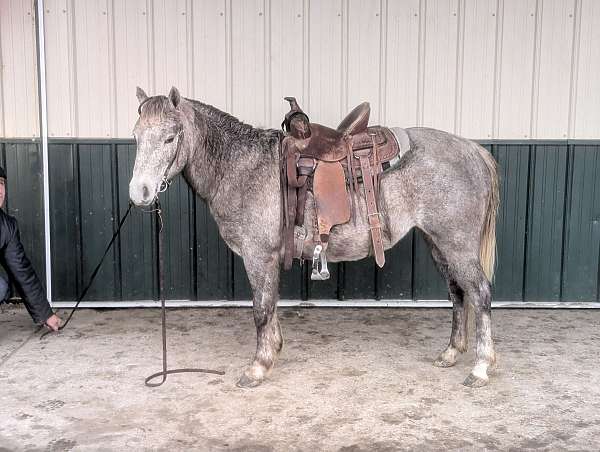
0 0 39 137
1 0 599 139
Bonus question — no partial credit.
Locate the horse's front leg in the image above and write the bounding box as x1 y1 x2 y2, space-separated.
236 251 283 388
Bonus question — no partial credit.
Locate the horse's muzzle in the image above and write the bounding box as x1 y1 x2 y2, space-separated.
129 179 156 206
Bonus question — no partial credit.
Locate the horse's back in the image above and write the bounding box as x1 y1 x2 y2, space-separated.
404 127 491 171
393 127 494 193
377 126 495 246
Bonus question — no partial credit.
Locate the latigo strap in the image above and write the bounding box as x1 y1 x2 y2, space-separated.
355 145 385 268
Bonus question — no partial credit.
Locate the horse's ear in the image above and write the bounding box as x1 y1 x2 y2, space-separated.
136 86 148 103
168 86 181 108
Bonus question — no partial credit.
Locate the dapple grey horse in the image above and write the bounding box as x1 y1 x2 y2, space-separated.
129 87 499 389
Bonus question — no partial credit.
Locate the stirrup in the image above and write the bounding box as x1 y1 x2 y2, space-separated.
310 244 330 280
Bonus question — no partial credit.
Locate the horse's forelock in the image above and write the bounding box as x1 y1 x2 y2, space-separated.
139 96 176 125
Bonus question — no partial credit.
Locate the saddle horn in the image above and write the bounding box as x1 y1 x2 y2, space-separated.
282 97 311 139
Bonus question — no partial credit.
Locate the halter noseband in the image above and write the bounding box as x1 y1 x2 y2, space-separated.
156 129 184 196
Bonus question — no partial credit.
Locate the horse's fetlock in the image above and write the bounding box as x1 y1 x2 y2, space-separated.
434 346 460 367
248 362 269 379
275 336 284 353
488 347 497 367
473 361 490 378
254 352 275 372
455 341 468 353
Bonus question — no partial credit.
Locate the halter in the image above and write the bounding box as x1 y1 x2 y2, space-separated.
137 98 184 200
156 129 184 197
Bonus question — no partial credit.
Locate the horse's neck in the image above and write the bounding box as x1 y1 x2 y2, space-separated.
184 103 280 219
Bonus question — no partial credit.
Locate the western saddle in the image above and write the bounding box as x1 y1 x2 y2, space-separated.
280 97 403 280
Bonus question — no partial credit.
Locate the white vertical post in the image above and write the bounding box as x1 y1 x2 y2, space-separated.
35 0 52 304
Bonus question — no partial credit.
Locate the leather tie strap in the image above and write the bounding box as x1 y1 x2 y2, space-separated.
355 148 385 268
345 137 357 224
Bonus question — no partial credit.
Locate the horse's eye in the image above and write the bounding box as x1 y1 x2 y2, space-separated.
164 136 175 144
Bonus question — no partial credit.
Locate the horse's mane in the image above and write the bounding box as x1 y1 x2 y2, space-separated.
187 99 272 139
138 95 280 162
186 99 281 158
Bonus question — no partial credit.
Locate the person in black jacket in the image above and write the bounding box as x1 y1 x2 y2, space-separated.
0 166 60 331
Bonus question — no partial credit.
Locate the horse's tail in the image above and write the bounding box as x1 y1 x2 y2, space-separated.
477 146 499 282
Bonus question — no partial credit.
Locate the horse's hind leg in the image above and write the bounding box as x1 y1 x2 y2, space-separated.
427 242 469 368
236 251 283 388
425 236 495 387
433 280 469 367
453 262 496 387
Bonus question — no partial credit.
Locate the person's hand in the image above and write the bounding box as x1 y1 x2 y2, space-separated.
44 314 62 332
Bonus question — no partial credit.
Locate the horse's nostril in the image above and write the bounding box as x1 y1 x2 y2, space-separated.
142 185 150 200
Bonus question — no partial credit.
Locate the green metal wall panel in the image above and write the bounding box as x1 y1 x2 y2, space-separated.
279 261 303 300
232 255 252 301
306 262 339 299
48 144 79 300
116 144 156 300
77 144 120 301
562 145 600 301
524 145 568 301
377 231 413 300
159 173 194 300
2 139 598 304
344 260 377 300
413 230 448 300
492 144 529 300
0 142 45 295
194 195 232 300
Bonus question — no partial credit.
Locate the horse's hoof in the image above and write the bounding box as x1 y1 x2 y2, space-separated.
463 373 489 388
236 373 263 389
433 357 456 368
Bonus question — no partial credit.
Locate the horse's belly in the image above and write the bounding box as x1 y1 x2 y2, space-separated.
298 192 379 262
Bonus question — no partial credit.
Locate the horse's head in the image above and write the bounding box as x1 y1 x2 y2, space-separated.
129 86 187 206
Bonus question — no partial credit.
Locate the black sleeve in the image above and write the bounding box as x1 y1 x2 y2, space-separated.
3 221 53 324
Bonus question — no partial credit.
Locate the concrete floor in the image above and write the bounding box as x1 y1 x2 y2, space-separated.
1 304 599 451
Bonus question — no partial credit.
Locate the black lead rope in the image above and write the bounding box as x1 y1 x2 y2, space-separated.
40 203 134 340
142 199 224 387
41 198 223 386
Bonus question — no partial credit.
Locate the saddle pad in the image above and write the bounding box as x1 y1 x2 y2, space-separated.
389 127 411 159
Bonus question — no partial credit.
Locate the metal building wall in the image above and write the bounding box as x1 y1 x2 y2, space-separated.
0 0 39 137
35 140 599 304
2 0 600 140
0 137 598 304
0 1 599 304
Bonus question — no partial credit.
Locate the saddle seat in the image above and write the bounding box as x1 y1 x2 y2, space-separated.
290 102 371 162
337 102 370 135
280 97 403 280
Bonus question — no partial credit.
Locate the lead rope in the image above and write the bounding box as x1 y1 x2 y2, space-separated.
40 203 134 339
144 198 224 387
40 196 223 385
